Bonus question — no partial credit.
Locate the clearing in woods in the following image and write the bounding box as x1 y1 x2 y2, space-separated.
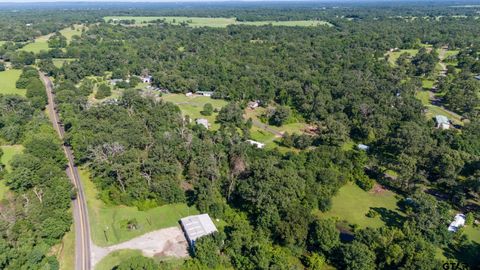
0 69 26 96
79 168 199 247
104 16 332 27
0 145 24 200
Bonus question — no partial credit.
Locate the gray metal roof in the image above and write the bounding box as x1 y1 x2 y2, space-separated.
435 115 449 124
180 214 217 245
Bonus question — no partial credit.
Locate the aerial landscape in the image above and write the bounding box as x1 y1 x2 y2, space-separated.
0 0 479 269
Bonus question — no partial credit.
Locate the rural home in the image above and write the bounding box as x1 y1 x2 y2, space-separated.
196 118 209 129
180 214 218 247
140 75 152 84
248 101 259 109
435 115 450 130
357 144 369 151
246 139 265 149
196 91 214 97
448 213 466 232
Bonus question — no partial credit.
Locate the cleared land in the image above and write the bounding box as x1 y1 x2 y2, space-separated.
52 58 76 68
59 24 87 44
0 69 26 96
21 34 51 54
161 93 228 130
319 182 403 228
104 16 331 28
0 145 24 200
464 226 480 244
80 168 199 247
95 249 143 270
387 49 418 65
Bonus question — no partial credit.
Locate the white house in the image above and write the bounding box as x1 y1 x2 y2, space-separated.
180 214 218 247
357 144 369 151
246 139 265 149
248 101 259 109
435 115 450 130
141 75 152 84
196 118 209 129
448 213 466 232
196 91 214 97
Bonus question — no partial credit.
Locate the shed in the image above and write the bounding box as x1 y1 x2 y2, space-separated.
435 115 450 130
197 91 214 97
180 214 218 247
246 139 265 149
448 213 466 232
357 144 369 151
196 118 209 129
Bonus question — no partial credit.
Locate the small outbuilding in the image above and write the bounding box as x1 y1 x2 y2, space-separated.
248 101 259 109
141 75 152 84
435 115 450 130
196 118 209 129
246 139 265 149
180 214 218 247
357 144 369 151
196 91 214 97
448 213 466 232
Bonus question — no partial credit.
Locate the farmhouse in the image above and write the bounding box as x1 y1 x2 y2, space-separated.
435 115 450 130
196 118 209 129
246 139 265 149
196 91 214 97
448 213 466 232
180 214 217 247
248 100 259 109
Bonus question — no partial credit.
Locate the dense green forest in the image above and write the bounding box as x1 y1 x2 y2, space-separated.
0 2 480 269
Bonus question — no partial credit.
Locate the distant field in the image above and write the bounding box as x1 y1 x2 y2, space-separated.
21 34 51 54
387 49 419 65
80 168 199 247
0 145 24 200
59 24 87 44
52 58 76 68
319 182 403 228
104 16 331 28
0 69 26 96
161 93 228 130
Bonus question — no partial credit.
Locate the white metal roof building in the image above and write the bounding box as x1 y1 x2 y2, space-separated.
448 213 466 232
180 214 218 247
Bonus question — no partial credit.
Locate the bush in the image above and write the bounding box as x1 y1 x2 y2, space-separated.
201 103 213 116
356 174 374 191
95 84 111 99
366 209 379 218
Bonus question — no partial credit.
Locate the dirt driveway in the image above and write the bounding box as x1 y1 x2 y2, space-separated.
91 226 189 267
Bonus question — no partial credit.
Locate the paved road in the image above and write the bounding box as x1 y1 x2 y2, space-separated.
40 72 92 270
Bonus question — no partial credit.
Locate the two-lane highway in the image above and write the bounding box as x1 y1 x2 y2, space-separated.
40 72 92 270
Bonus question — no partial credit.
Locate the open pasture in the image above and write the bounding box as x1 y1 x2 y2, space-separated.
104 16 331 28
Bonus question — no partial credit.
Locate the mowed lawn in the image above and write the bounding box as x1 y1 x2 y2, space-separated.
80 168 199 247
319 182 403 228
0 145 24 200
0 69 26 96
21 34 51 54
52 58 76 68
104 16 331 28
55 225 75 270
96 249 143 270
464 225 480 244
59 24 86 44
161 93 228 130
387 49 418 65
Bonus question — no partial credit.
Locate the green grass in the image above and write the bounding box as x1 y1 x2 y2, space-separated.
319 182 403 228
95 249 143 270
425 104 463 125
161 93 228 130
0 69 26 96
104 16 331 28
59 24 87 44
464 225 480 244
415 91 430 105
56 225 75 270
421 79 435 90
0 41 6 46
0 145 24 201
80 168 199 247
21 34 51 54
387 49 419 65
52 58 76 68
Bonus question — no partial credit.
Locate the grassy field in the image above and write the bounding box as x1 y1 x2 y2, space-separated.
52 58 76 68
55 225 75 270
0 41 5 46
59 24 87 44
464 225 480 244
421 79 435 90
80 168 199 247
425 104 463 125
0 145 24 201
104 16 331 28
161 93 228 130
21 34 51 54
95 249 143 270
0 69 26 96
319 182 403 228
415 91 430 105
387 49 418 65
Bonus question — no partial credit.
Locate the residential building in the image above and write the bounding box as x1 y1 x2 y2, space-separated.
448 214 466 232
196 118 209 129
246 139 265 149
435 115 450 130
